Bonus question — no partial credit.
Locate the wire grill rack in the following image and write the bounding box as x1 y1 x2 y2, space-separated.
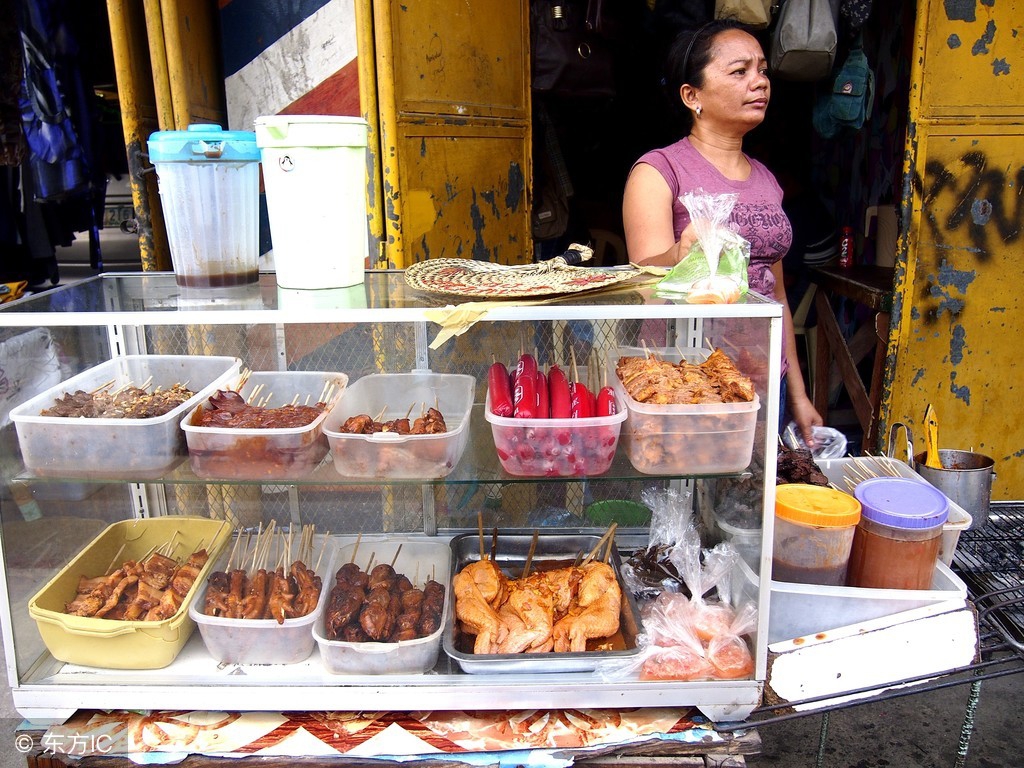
953 502 1024 654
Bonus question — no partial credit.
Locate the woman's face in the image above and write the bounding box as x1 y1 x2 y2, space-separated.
691 29 770 131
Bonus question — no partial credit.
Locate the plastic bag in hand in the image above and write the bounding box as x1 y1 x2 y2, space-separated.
656 190 750 303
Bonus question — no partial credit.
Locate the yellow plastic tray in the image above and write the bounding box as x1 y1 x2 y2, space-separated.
28 516 232 669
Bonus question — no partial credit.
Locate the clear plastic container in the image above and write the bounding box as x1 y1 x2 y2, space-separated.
189 535 334 665
148 124 261 288
322 372 474 479
181 370 348 480
848 477 949 590
815 456 972 566
767 559 968 643
610 347 760 475
11 355 242 478
484 388 626 477
773 484 862 586
313 537 450 675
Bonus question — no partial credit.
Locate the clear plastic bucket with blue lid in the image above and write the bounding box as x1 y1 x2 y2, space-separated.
148 124 260 163
147 124 260 288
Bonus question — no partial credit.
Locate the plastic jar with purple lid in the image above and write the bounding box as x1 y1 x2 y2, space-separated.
847 477 949 590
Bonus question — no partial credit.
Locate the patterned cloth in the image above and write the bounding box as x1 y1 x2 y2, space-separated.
39 708 719 758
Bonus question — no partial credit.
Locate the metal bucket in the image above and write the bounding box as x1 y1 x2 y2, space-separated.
914 450 995 530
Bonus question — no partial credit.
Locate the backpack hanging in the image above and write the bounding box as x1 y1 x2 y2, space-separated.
770 0 839 82
812 37 875 138
531 0 618 99
714 0 777 29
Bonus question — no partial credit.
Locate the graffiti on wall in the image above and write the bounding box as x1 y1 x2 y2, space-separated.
911 150 1023 320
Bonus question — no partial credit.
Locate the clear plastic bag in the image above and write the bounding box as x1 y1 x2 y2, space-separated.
782 422 849 459
657 190 750 303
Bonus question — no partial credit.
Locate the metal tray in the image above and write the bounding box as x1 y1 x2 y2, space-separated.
444 532 643 674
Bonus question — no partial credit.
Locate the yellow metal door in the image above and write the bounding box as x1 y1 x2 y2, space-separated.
884 0 1024 498
106 0 226 271
363 0 532 268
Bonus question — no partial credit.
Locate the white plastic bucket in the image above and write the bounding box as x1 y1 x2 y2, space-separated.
255 115 370 289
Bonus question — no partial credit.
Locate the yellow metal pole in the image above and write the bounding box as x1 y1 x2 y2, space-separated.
141 0 174 129
105 0 170 271
355 0 386 268
371 2 404 268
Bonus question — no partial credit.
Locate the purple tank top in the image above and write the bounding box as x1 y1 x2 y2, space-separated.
634 137 792 299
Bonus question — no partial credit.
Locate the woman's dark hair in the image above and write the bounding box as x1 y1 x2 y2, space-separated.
662 18 749 132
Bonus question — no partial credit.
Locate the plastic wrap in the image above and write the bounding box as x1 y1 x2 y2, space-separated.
656 190 750 303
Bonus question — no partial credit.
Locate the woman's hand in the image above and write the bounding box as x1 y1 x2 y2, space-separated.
788 388 823 448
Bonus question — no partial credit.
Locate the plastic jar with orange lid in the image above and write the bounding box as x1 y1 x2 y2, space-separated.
772 484 862 585
848 477 949 590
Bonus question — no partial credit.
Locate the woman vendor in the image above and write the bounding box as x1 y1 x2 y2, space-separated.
622 19 822 445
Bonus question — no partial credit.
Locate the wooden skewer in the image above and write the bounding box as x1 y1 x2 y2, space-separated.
390 543 404 567
365 551 376 571
248 382 265 405
522 530 539 578
583 524 617 564
349 532 362 564
105 542 128 575
478 510 486 561
234 368 252 392
314 533 329 573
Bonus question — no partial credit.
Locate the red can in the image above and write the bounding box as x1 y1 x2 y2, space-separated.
839 226 855 268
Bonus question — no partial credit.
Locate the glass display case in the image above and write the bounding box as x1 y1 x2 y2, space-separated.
0 272 783 723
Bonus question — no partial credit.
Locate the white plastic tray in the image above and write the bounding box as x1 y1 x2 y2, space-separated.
816 456 972 566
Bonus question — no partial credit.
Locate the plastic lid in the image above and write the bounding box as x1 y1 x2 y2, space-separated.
148 124 259 163
854 476 949 529
254 115 369 148
775 483 862 528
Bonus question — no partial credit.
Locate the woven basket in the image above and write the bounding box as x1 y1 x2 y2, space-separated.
404 258 638 299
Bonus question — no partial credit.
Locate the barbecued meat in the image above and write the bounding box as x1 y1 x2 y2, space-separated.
615 348 755 405
453 558 621 656
551 562 621 653
192 389 325 429
338 407 448 435
65 548 208 623
777 446 830 486
323 564 444 643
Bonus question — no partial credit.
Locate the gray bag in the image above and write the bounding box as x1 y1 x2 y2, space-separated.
770 0 840 82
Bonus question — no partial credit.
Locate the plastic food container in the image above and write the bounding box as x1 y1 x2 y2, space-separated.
774 483 864 585
773 484 862 586
11 355 242 478
323 372 474 479
848 477 949 590
27 517 232 669
715 516 763 567
484 388 626 477
815 456 972 567
255 115 370 290
767 559 968 643
312 537 450 675
189 535 334 665
148 124 261 288
181 370 348 480
610 347 760 475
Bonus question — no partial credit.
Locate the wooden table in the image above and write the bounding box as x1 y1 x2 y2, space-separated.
809 265 895 451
